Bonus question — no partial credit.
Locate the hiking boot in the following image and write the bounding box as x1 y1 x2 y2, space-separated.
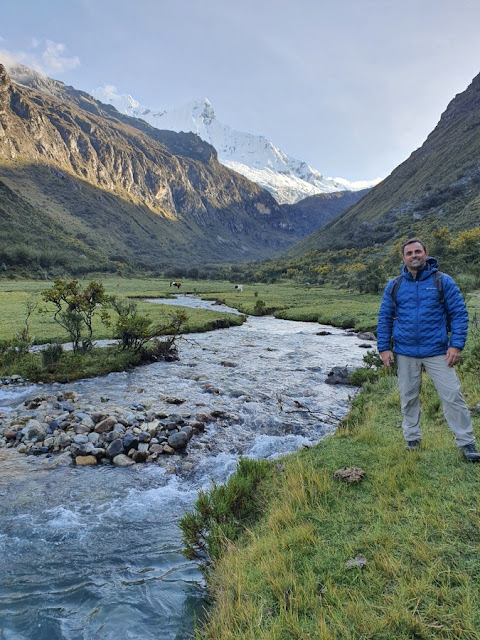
462 443 480 462
405 439 421 451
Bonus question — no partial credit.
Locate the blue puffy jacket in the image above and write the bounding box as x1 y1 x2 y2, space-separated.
377 257 469 357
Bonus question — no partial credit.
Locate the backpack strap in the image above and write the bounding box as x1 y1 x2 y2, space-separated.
433 270 444 306
390 275 402 305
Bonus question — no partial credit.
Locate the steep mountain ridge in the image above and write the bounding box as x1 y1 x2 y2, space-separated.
1 63 307 270
288 71 480 256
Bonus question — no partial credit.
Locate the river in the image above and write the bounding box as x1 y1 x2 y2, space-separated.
0 296 372 639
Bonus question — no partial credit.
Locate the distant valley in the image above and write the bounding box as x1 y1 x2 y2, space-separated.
0 63 366 276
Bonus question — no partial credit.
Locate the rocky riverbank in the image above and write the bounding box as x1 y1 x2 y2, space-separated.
0 388 237 467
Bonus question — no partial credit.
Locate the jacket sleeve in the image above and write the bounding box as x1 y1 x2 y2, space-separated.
376 281 396 352
443 275 469 349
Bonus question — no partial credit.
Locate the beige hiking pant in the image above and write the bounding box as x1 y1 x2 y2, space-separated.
396 354 475 447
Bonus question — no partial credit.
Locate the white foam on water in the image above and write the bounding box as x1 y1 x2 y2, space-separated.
247 434 313 460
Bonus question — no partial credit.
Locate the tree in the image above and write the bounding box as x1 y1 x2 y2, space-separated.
109 296 188 353
41 279 109 353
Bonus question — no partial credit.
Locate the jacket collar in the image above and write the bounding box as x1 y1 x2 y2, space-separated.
401 256 439 281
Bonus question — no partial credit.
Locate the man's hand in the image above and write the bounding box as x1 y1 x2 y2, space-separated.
380 350 395 368
445 347 462 367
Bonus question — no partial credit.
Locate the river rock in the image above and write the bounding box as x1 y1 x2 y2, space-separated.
106 438 124 458
23 420 47 442
90 412 107 423
103 431 118 443
325 367 352 385
73 434 89 444
88 432 100 445
76 455 98 466
149 444 164 454
94 417 116 433
54 432 72 447
123 433 139 450
181 426 194 440
71 442 95 457
112 454 135 467
162 444 175 454
132 450 148 463
168 431 189 450
144 420 159 434
357 332 376 341
74 424 91 435
210 410 230 420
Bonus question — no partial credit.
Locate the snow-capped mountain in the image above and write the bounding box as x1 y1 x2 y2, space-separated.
92 88 381 204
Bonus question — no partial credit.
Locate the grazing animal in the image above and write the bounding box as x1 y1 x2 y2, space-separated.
234 284 244 292
170 281 182 289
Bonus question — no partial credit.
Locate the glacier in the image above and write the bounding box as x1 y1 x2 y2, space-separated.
92 87 381 204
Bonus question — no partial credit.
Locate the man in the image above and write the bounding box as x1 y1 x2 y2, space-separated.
377 238 479 461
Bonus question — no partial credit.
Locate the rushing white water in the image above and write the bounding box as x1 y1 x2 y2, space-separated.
0 297 372 639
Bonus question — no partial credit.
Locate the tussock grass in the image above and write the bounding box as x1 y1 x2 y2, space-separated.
188 370 480 639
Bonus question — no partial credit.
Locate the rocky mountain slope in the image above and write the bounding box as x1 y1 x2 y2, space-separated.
288 71 480 256
0 64 303 272
91 90 380 204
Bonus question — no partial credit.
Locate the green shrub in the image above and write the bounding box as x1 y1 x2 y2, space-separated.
349 367 378 386
180 457 272 565
41 343 64 369
253 299 267 315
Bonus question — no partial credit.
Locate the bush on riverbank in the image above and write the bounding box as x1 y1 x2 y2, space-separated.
183 364 480 639
0 339 180 383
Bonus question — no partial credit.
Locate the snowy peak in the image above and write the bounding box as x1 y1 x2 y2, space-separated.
92 86 381 204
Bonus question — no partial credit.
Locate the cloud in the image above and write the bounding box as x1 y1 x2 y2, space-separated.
92 84 121 101
0 39 80 76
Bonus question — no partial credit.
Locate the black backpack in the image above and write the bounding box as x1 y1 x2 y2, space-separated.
390 271 450 331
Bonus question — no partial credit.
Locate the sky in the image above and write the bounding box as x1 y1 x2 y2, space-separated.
1 0 480 182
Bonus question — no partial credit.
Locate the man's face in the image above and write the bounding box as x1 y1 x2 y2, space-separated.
402 242 428 273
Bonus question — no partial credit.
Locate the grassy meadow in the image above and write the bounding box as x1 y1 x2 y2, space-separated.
0 277 382 344
0 277 243 344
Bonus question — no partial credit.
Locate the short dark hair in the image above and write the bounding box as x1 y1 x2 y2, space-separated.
402 238 426 254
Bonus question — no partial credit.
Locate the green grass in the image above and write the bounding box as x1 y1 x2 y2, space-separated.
186 368 480 639
200 282 381 332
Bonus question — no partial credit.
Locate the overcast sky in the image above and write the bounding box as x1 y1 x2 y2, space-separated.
2 0 480 181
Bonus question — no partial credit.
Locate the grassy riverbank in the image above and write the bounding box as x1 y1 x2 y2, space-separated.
184 362 480 639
